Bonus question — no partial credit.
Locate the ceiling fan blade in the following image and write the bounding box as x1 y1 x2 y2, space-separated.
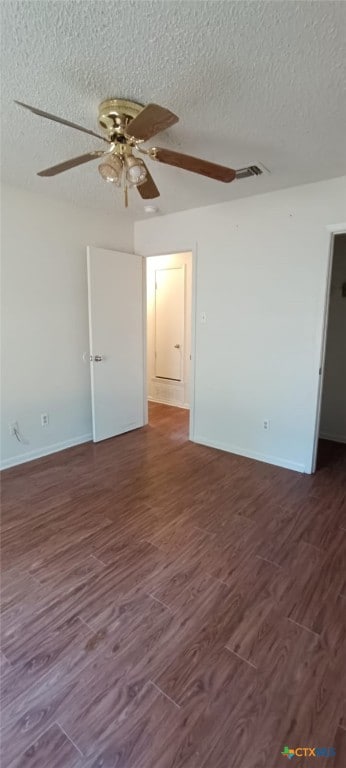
15 101 109 143
137 163 160 199
126 103 179 142
153 147 236 183
37 150 106 177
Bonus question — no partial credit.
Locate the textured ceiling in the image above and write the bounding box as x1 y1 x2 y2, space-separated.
1 0 346 220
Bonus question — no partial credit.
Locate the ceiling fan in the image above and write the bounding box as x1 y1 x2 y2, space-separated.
14 98 237 207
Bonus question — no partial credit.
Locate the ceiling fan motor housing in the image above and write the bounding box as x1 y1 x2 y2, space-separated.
97 98 143 141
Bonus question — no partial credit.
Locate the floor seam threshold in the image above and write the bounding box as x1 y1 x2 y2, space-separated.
224 646 257 669
286 616 320 638
55 720 85 756
255 554 282 568
148 592 174 613
149 680 181 708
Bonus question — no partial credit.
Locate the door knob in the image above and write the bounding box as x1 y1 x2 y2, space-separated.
174 344 181 349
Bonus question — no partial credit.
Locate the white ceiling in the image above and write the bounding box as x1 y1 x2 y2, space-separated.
1 0 345 219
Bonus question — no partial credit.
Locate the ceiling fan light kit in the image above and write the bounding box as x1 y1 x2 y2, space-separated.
124 155 147 187
98 155 123 185
15 97 263 207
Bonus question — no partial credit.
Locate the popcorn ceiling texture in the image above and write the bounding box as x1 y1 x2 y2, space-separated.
1 0 345 217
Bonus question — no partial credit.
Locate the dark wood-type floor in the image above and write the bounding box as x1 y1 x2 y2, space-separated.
1 403 346 768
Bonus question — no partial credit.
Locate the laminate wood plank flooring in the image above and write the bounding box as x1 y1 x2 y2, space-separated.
1 403 345 767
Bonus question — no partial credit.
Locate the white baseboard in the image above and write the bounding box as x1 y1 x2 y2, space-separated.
148 396 189 410
193 434 305 474
0 433 92 470
319 432 346 444
1 430 307 474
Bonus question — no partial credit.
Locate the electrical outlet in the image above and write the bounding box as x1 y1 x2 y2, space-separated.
9 421 18 436
41 413 49 427
263 419 270 431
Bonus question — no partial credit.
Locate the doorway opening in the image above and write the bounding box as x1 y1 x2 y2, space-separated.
315 232 346 470
146 252 193 438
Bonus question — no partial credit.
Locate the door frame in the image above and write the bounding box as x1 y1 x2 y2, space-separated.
310 223 346 473
142 247 197 441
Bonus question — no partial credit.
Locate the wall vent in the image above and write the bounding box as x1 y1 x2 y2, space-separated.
235 165 264 180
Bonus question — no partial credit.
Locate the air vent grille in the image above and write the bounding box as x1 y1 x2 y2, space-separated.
235 165 263 180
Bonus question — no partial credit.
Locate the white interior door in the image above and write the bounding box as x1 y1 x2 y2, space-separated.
87 246 145 442
155 266 185 380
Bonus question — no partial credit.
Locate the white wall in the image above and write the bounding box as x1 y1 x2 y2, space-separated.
146 252 192 408
1 184 133 468
319 233 346 443
135 176 346 473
